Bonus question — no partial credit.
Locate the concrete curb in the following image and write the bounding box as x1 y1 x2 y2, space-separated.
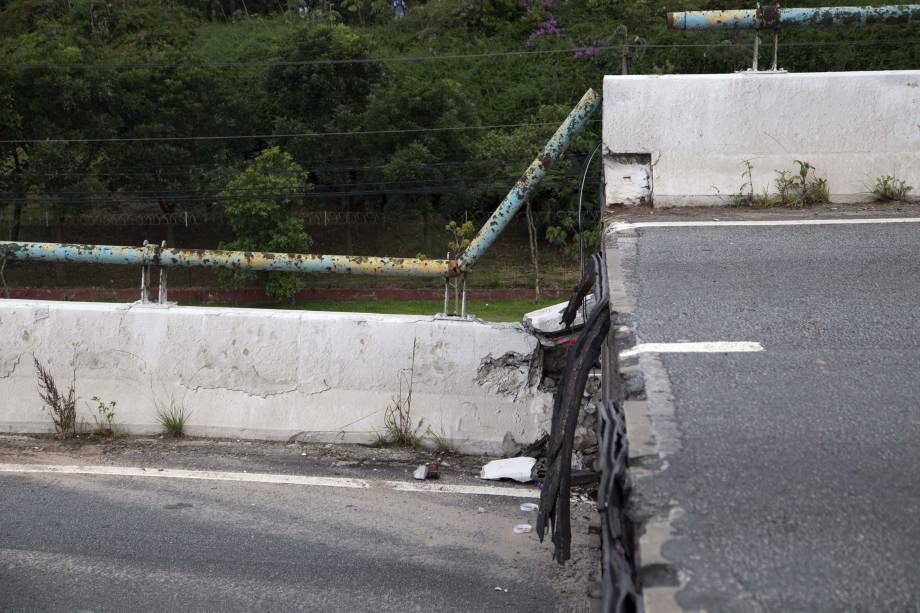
605 224 686 613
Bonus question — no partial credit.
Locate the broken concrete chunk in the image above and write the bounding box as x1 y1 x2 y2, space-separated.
413 463 439 480
479 457 536 483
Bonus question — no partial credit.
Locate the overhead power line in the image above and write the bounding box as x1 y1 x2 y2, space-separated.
2 39 917 70
0 169 584 203
2 44 624 69
1 120 601 145
9 155 566 178
0 185 517 203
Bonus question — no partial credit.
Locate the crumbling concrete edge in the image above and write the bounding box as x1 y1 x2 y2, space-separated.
605 223 686 613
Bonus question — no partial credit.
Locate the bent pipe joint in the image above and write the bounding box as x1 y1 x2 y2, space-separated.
456 88 601 273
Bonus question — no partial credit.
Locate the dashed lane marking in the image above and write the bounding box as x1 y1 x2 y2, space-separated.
619 341 764 359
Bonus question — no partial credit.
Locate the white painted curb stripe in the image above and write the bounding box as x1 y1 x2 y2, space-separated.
0 463 540 499
390 481 539 498
612 217 920 233
619 341 763 359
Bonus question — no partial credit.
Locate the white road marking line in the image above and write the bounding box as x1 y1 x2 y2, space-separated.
619 341 764 359
612 217 920 233
390 482 540 498
0 463 539 499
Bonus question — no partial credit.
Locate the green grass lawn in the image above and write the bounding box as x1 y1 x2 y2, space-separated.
251 298 563 322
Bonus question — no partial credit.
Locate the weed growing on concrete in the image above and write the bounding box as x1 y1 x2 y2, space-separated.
90 396 119 438
426 426 459 456
754 190 773 208
730 160 756 207
33 358 77 439
733 160 830 209
775 161 828 208
380 339 423 447
774 170 797 206
728 161 775 208
156 400 190 438
872 175 913 201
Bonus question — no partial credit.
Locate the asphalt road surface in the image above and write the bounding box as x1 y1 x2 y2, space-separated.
0 438 597 612
610 218 920 612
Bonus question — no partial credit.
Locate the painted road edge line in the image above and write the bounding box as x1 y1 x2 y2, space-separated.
0 463 540 499
619 341 764 359
611 217 920 233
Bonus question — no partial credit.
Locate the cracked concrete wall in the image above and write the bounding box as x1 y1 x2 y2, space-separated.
603 70 920 207
0 300 553 454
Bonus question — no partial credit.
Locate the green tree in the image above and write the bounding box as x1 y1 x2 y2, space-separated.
362 77 479 253
220 147 313 301
266 23 382 131
0 24 116 279
340 0 391 27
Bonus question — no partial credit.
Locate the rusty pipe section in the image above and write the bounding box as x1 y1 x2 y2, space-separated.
667 4 919 30
456 88 601 272
1 89 602 280
0 241 455 278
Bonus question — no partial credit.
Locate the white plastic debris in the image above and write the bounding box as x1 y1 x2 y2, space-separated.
520 502 539 512
413 464 428 480
477 507 486 513
523 296 595 335
479 457 536 483
513 524 532 534
494 586 508 593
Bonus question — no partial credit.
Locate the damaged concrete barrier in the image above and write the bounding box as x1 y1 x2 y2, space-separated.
0 300 555 454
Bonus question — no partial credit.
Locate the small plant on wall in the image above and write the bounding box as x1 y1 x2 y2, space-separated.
775 161 829 208
728 160 771 208
872 175 913 202
89 396 119 438
33 358 77 439
730 160 829 208
377 339 423 448
157 399 190 438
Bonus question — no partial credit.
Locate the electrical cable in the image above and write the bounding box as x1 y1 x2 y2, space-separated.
0 119 601 145
3 39 917 70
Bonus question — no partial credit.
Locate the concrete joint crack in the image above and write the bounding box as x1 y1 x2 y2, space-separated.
0 352 24 379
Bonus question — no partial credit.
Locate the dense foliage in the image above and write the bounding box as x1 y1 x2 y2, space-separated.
1 0 917 260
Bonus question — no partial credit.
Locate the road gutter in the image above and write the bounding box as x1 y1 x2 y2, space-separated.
605 223 686 612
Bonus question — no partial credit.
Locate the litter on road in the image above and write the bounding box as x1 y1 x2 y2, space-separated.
479 457 536 483
412 463 440 480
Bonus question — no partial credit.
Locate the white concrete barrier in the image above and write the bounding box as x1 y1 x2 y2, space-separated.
603 70 920 207
0 300 552 454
